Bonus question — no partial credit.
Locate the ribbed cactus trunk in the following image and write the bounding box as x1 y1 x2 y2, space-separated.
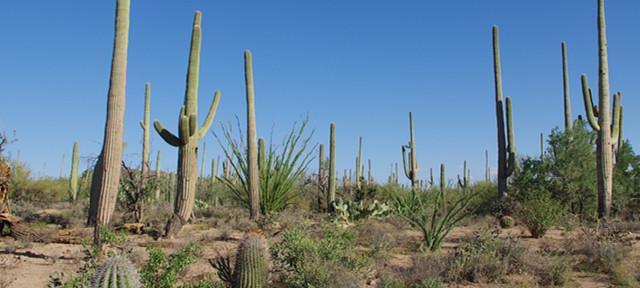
88 0 130 238
485 149 489 182
69 142 79 203
562 42 572 131
155 150 161 201
402 112 419 195
154 12 221 237
580 0 622 219
232 233 270 288
200 142 207 178
244 50 260 220
318 144 325 211
140 83 151 198
440 163 445 192
367 159 372 185
539 133 544 159
492 26 516 200
355 137 363 190
327 123 336 213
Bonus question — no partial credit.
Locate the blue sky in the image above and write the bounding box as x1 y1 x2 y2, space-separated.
0 0 638 183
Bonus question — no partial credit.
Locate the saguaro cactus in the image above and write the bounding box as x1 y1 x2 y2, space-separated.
318 144 325 210
440 163 445 192
91 257 141 288
355 137 363 189
484 150 490 182
88 0 131 233
492 26 516 199
140 83 151 196
562 42 572 130
402 112 419 195
328 123 336 213
154 150 161 201
70 142 79 203
244 50 260 220
154 11 222 237
580 0 622 218
200 142 207 178
231 233 270 288
367 159 372 185
457 160 469 190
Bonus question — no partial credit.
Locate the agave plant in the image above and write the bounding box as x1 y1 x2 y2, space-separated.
217 117 315 215
394 188 477 251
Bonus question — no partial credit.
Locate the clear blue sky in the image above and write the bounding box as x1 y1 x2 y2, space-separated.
1 0 638 183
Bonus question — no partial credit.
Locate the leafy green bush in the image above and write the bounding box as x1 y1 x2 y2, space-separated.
516 190 564 238
271 228 370 287
140 243 201 288
217 118 315 215
393 188 476 251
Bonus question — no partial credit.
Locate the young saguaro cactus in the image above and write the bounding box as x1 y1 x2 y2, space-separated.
327 123 336 213
561 42 572 131
154 150 161 201
457 160 469 190
232 232 270 288
154 11 222 237
440 163 446 192
91 257 141 288
69 142 79 203
580 0 622 219
140 83 151 196
244 50 260 220
318 144 326 210
88 0 131 235
492 26 517 199
355 137 363 189
402 112 419 195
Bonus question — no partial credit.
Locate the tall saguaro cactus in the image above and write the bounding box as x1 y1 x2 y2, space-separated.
154 11 222 237
88 0 131 234
355 137 363 189
328 123 336 213
318 144 325 210
69 142 79 203
402 112 419 195
561 42 572 130
244 50 260 220
492 26 516 199
200 142 207 178
440 163 445 192
580 0 622 219
140 82 151 196
154 150 161 201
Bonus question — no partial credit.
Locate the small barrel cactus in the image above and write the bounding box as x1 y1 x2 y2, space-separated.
232 232 270 288
499 216 515 229
91 257 141 288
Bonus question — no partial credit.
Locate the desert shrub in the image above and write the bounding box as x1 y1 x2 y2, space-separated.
333 199 391 225
356 219 398 254
8 161 69 203
516 189 564 238
271 228 370 287
140 243 201 288
217 117 315 215
393 188 476 251
443 230 527 283
536 257 571 287
612 140 640 220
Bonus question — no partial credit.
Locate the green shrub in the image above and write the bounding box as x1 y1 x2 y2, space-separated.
536 257 570 287
271 228 370 287
516 190 564 238
140 243 201 288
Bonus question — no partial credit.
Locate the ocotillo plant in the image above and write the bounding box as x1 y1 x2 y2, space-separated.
318 144 326 211
154 11 221 237
492 26 516 199
402 112 419 194
562 42 572 131
88 0 130 237
440 163 445 192
140 83 151 197
328 123 336 213
69 142 79 203
244 50 260 220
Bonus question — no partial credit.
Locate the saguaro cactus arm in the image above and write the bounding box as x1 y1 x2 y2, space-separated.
197 90 222 138
505 96 516 177
581 75 601 131
154 121 180 147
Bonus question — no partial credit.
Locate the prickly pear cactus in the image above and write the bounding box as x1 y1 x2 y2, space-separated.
91 257 141 288
232 232 270 288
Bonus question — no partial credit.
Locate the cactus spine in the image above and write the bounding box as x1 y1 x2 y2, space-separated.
402 112 419 195
88 0 130 234
580 0 622 218
140 83 151 196
232 233 270 288
69 142 79 203
244 50 260 220
91 257 141 288
328 123 336 213
154 12 222 237
562 42 572 130
492 26 516 199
